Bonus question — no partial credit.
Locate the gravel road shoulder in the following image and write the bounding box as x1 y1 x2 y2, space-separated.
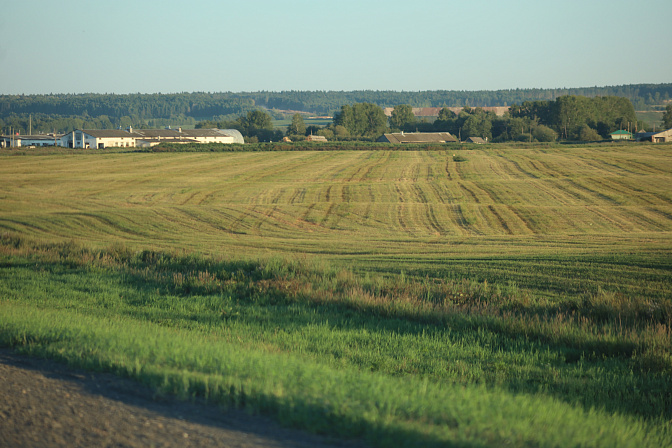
0 349 366 448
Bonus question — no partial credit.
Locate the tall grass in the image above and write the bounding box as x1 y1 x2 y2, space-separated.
1 235 670 447
3 303 667 448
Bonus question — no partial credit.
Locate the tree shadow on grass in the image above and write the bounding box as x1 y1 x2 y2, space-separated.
111 266 671 424
3 250 670 425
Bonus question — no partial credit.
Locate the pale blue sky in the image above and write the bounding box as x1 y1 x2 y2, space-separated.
1 0 670 94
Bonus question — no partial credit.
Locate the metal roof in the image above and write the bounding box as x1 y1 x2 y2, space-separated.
466 137 487 143
3 134 62 140
378 132 457 144
81 129 142 138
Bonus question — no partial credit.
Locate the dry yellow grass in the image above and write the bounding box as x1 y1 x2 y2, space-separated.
1 145 670 280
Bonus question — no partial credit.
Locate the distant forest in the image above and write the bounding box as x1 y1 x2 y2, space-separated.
1 84 671 135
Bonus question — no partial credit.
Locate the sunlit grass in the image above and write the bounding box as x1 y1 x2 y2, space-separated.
0 237 670 447
1 144 671 447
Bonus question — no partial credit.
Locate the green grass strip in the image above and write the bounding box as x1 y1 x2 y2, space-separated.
1 301 669 448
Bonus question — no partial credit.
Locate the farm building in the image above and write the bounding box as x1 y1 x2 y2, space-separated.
651 128 672 143
609 130 633 140
305 134 328 142
57 128 244 149
0 133 62 148
465 137 487 144
635 128 672 143
378 132 458 144
61 129 141 149
132 128 244 147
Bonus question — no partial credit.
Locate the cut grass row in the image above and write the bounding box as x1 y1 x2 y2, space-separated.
0 236 670 447
0 144 670 446
1 147 671 252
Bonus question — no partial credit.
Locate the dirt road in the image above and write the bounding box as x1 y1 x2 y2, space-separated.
0 349 365 448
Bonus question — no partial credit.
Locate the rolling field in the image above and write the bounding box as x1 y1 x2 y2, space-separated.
1 145 671 296
1 144 671 447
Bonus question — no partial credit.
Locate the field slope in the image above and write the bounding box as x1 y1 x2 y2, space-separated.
1 144 671 447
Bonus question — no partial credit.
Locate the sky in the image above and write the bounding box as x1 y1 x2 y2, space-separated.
1 0 670 94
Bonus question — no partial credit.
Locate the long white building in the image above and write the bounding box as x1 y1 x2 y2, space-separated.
1 127 244 148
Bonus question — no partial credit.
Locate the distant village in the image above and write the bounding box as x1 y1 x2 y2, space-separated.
2 107 672 148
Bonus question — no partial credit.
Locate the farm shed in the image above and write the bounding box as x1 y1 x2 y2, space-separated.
306 135 328 142
0 133 62 148
377 132 458 144
651 128 672 143
635 128 672 143
465 137 487 144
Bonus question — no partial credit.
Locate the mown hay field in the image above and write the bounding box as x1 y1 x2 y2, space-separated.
1 144 671 447
1 145 671 298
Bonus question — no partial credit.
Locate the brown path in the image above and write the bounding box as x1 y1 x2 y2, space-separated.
0 349 366 448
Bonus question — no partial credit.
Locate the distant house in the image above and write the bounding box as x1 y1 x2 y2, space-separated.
609 130 633 140
465 137 487 144
377 132 457 144
305 134 328 142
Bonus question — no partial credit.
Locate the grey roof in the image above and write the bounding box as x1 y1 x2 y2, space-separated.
466 137 487 143
81 129 142 138
137 137 201 143
4 134 62 141
378 132 457 144
180 129 229 137
75 128 243 143
132 129 191 138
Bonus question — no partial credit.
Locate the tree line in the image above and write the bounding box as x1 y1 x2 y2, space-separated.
193 95 645 143
235 84 672 115
0 93 255 120
2 84 671 135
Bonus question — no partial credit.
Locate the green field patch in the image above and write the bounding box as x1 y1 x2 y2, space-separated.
0 238 671 447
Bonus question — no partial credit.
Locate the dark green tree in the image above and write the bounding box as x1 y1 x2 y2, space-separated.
333 105 355 133
287 113 306 136
532 124 558 142
389 104 415 131
461 114 492 140
242 110 273 134
433 107 457 133
333 103 388 139
663 105 672 129
437 107 456 121
579 125 602 141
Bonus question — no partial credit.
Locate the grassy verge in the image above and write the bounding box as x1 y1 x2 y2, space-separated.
1 234 670 447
